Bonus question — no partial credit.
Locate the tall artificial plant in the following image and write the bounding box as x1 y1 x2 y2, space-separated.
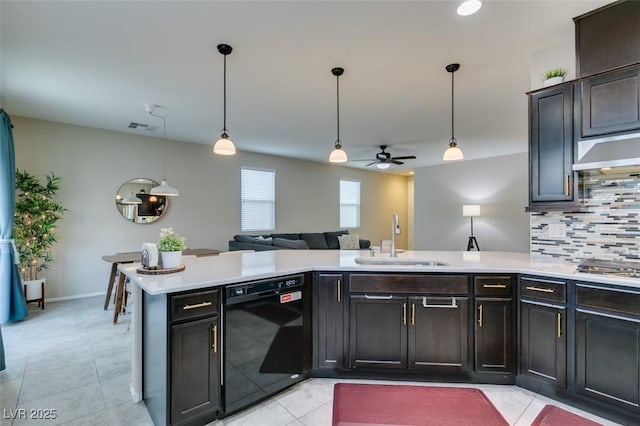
13 170 65 281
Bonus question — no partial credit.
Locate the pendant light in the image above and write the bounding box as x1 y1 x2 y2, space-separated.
329 67 348 163
213 43 236 156
146 104 180 196
443 63 464 161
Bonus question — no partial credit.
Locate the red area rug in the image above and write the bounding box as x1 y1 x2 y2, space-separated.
531 405 602 426
332 383 508 426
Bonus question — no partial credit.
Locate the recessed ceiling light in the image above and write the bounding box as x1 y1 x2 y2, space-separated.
457 0 482 16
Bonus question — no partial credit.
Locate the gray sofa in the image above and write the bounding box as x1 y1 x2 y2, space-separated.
228 230 370 251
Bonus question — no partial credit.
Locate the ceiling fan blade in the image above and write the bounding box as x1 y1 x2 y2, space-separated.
351 158 376 162
364 161 377 167
391 155 417 160
391 160 404 165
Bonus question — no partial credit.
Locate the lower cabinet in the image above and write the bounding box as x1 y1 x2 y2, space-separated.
314 273 345 370
520 301 566 388
348 293 469 374
475 299 513 373
170 317 220 425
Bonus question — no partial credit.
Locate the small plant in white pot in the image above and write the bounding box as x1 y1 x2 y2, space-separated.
158 227 185 269
14 170 65 307
542 67 568 87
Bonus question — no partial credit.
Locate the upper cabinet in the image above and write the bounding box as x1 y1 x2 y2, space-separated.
526 83 578 210
575 0 640 78
578 65 640 139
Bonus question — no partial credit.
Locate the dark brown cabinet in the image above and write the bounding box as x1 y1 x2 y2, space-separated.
314 273 345 370
519 277 567 389
143 288 221 426
527 84 577 210
474 276 515 374
578 65 640 138
575 283 640 412
347 274 470 375
575 0 640 78
348 294 407 370
170 317 220 425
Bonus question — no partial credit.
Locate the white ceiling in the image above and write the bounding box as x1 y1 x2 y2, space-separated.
1 0 609 173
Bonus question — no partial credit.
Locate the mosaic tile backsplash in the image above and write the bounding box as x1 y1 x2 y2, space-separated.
531 172 640 263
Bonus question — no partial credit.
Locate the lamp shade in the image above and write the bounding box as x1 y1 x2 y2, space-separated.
463 204 481 217
443 144 464 161
121 192 142 205
150 179 179 197
213 135 236 155
457 0 482 16
329 146 348 163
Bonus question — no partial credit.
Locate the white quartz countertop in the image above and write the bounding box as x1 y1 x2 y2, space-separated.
119 250 640 295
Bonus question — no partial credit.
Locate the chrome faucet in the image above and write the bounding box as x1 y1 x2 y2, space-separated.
391 213 401 257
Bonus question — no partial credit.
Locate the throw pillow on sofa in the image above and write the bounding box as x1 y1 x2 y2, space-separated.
300 233 329 249
338 234 360 250
254 236 273 245
272 238 309 249
324 230 349 249
234 234 258 243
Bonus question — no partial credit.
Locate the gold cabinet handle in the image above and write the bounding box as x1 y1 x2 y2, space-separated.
402 303 407 325
478 304 483 328
411 303 415 326
212 325 218 353
183 301 213 310
337 279 341 303
565 175 570 196
557 313 562 338
483 284 506 289
525 286 554 294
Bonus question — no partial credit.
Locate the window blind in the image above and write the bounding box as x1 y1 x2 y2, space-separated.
340 179 360 228
241 168 275 232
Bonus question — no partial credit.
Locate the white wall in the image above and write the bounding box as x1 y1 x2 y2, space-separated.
413 153 529 252
530 38 575 91
13 117 408 299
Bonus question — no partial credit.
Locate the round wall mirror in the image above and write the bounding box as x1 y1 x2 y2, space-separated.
115 178 168 224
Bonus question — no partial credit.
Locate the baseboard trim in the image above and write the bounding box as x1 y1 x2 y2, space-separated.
45 291 105 303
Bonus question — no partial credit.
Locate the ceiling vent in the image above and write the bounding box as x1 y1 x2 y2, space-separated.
128 122 157 131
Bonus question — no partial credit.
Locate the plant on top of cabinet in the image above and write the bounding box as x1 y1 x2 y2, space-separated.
542 67 568 87
14 170 65 281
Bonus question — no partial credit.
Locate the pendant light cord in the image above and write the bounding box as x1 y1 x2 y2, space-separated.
223 53 227 133
336 72 340 144
451 70 455 141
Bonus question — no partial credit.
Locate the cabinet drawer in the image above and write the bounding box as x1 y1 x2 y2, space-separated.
520 277 566 304
577 284 640 317
474 276 513 297
349 274 468 295
170 289 218 322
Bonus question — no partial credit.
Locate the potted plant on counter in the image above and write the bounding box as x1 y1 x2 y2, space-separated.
158 227 186 269
14 170 65 306
542 67 568 87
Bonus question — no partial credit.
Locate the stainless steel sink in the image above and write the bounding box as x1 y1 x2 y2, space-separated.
354 257 449 266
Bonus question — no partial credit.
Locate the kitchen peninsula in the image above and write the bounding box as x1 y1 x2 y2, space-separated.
120 250 640 426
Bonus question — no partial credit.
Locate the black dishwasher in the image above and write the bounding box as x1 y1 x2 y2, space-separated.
223 274 311 415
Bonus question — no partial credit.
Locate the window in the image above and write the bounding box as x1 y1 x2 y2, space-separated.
340 179 360 228
241 168 275 232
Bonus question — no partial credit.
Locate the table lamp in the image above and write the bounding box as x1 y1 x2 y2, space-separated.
463 204 481 251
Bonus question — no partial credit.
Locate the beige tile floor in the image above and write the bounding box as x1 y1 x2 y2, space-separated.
0 296 621 426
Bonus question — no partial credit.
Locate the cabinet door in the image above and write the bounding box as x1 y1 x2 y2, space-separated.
314 273 345 369
348 295 407 370
408 296 469 373
530 85 574 203
475 299 513 373
520 302 566 388
580 66 640 137
576 310 640 408
171 317 220 425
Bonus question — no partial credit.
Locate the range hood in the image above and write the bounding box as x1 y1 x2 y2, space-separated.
573 132 640 173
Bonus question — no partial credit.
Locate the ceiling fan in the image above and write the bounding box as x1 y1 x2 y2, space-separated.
353 145 417 169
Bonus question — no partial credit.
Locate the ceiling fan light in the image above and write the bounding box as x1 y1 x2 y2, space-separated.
376 162 391 170
213 133 236 155
150 179 180 196
457 0 482 16
443 140 464 161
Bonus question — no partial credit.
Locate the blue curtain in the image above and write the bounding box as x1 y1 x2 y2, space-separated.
0 109 28 371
